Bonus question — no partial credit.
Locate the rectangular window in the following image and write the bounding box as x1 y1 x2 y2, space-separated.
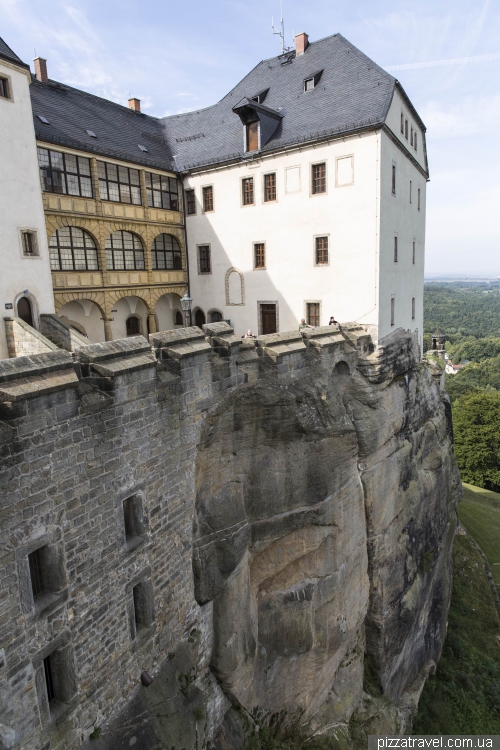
97 161 141 204
254 243 265 269
414 131 418 151
123 495 145 548
410 126 414 146
0 77 9 98
418 188 421 210
307 302 320 327
145 172 178 210
22 231 39 257
264 173 276 202
37 147 93 198
405 119 408 140
312 163 326 194
242 177 254 206
37 645 76 714
391 297 395 326
394 236 398 263
412 241 416 264
185 189 196 215
202 185 214 212
392 164 396 195
315 236 329 265
400 112 404 134
409 180 412 204
198 245 211 273
304 77 315 92
412 297 416 320
246 121 259 152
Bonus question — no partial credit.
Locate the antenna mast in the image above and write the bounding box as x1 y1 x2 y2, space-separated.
272 0 289 54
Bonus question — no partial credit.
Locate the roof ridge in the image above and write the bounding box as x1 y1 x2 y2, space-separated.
31 77 162 122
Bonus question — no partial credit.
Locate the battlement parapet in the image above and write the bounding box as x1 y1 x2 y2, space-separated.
76 336 156 379
0 350 77 402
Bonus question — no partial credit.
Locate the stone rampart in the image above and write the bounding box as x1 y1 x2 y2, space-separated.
0 323 461 749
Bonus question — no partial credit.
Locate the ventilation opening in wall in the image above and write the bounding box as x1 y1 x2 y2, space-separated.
27 544 65 613
38 645 77 719
123 495 146 550
132 580 155 639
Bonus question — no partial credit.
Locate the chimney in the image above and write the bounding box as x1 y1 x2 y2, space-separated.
128 97 141 112
33 57 48 83
295 32 309 56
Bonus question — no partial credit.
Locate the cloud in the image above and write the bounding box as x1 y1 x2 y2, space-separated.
386 51 500 71
421 94 500 138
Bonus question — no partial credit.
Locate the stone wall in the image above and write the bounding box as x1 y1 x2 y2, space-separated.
3 317 58 358
0 323 461 749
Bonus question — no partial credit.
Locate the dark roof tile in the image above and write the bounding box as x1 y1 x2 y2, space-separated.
0 37 30 70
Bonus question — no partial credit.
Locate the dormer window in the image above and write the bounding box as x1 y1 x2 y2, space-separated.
246 121 259 152
138 144 148 152
304 77 315 92
85 129 97 138
37 115 50 124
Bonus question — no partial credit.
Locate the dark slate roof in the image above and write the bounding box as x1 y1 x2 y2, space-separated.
0 37 30 70
30 78 175 171
28 33 422 175
160 33 397 171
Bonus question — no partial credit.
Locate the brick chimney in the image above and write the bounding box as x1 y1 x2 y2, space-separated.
33 57 48 83
128 97 141 112
295 33 309 56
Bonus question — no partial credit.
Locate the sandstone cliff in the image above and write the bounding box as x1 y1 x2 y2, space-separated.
0 324 461 750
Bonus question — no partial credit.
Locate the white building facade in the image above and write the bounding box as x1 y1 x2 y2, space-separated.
169 33 428 346
0 40 54 360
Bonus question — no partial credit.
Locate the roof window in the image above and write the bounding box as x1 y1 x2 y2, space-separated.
85 129 97 138
37 115 50 124
304 70 324 92
138 144 148 152
250 88 270 105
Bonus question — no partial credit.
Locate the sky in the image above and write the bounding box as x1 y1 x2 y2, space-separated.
2 0 500 275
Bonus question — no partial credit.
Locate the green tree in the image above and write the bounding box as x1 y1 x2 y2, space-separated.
453 392 500 491
448 337 500 363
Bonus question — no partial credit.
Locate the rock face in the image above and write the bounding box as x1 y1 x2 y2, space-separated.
0 324 461 749
193 325 461 739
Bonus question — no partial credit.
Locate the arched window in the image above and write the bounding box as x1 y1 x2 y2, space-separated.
49 227 99 271
151 234 182 270
126 316 141 336
175 311 183 326
209 310 223 323
105 231 144 271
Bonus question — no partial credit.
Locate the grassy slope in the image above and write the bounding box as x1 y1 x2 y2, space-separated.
413 531 500 733
458 483 500 584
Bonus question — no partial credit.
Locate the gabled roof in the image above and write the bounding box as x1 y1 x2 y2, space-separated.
30 78 175 172
160 33 397 171
0 37 30 71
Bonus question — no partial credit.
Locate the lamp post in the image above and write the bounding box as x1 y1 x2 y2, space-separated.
180 292 192 328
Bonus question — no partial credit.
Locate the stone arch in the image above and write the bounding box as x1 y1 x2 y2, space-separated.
14 290 39 329
44 214 101 245
150 232 183 270
193 307 206 328
150 285 187 309
225 267 245 306
48 225 100 271
54 291 105 317
106 288 153 315
334 361 351 377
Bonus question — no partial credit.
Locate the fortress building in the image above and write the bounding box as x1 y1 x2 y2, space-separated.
1 31 427 356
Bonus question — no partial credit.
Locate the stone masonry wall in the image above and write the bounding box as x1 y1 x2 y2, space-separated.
0 323 460 750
